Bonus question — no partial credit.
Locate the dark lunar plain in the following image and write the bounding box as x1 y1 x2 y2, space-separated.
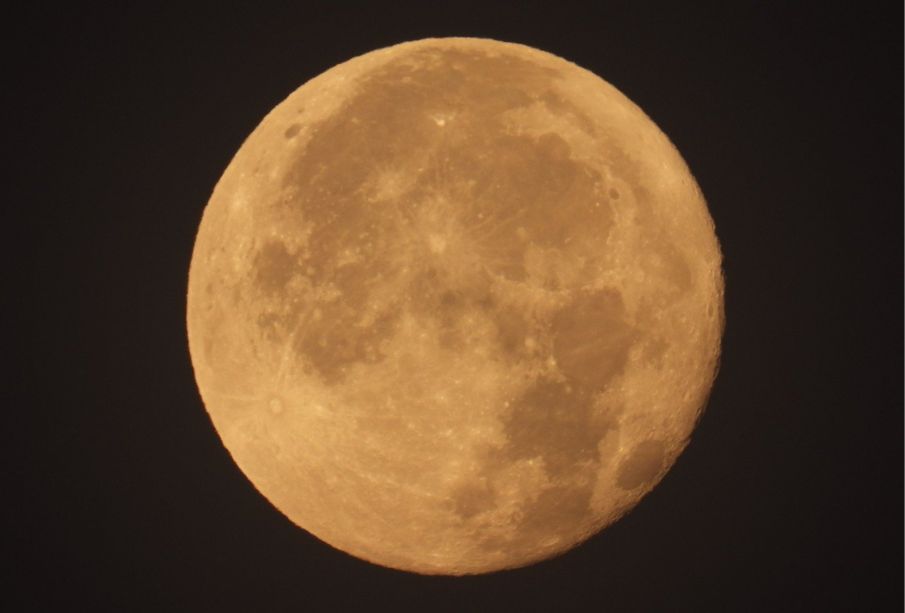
12 2 901 611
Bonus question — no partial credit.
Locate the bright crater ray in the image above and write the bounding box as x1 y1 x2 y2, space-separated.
187 37 724 575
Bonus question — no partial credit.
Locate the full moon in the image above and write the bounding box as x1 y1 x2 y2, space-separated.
187 37 723 575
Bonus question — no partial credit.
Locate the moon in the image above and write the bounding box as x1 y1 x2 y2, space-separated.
186 37 723 575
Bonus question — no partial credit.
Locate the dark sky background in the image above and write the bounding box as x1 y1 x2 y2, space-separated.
15 3 901 611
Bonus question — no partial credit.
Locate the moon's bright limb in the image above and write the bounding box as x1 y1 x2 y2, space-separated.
187 37 723 575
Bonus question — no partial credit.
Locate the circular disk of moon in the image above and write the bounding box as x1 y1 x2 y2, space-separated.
187 37 724 575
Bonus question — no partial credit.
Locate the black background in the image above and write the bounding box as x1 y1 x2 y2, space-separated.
15 2 901 611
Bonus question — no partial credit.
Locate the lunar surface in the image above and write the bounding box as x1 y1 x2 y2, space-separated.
187 37 723 574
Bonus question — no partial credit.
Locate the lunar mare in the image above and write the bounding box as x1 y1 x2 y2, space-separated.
187 38 723 574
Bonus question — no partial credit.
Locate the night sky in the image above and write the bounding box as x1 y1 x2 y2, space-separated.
16 3 901 611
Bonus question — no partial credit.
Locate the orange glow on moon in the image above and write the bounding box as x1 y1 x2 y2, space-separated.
187 37 723 574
